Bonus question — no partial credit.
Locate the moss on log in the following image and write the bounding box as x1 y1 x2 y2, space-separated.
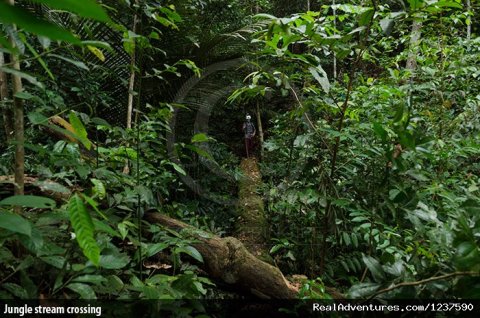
146 212 298 299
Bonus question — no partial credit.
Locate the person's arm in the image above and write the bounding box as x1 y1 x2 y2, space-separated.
252 124 256 137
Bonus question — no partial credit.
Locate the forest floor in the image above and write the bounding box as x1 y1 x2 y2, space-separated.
236 157 269 260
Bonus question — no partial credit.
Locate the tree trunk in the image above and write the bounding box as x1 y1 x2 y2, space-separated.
254 3 264 159
333 0 337 81
145 212 299 299
123 1 140 174
8 0 25 213
466 0 471 40
255 101 264 159
237 158 268 258
406 19 422 72
0 52 13 142
126 17 138 130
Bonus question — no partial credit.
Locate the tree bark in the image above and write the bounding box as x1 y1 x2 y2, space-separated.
8 0 25 214
0 52 13 142
254 4 264 159
255 101 264 159
466 0 471 40
123 1 140 174
145 212 299 299
406 19 422 72
333 0 337 81
126 13 138 130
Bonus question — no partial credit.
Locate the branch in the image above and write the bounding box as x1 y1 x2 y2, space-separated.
289 86 317 132
369 271 480 299
319 3 378 274
1 46 66 68
289 86 332 153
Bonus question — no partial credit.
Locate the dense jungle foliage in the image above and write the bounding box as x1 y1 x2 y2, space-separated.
0 0 480 315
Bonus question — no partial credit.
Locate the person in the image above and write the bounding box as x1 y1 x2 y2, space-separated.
243 114 256 157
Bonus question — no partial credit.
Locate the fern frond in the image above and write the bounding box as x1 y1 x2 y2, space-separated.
90 178 106 199
68 194 100 266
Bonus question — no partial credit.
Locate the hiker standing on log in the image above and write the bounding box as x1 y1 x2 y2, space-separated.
243 114 256 158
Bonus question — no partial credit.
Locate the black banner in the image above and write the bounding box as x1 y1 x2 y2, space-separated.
1 299 479 317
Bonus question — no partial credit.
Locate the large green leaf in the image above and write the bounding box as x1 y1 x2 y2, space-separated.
40 255 66 269
2 283 28 299
30 0 111 23
357 8 374 26
106 275 124 292
0 2 79 44
81 40 113 51
90 179 106 199
92 219 119 237
408 0 425 11
71 274 107 285
69 112 92 150
98 254 130 269
20 271 38 298
362 254 386 282
0 195 56 209
429 1 463 10
191 133 209 143
454 242 480 271
0 30 15 53
68 194 100 266
175 246 204 263
146 243 168 257
0 66 43 88
19 227 44 253
168 162 186 176
348 282 381 298
308 66 330 93
49 54 89 71
21 35 54 80
66 283 96 299
0 212 32 237
27 112 49 125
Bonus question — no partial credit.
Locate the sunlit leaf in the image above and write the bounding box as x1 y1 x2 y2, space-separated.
191 133 209 143
87 45 106 62
69 112 92 150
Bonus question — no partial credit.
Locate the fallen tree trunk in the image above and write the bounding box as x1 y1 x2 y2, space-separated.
236 158 269 260
146 212 299 299
0 175 73 201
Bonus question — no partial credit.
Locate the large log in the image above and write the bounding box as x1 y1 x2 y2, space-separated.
0 175 72 201
236 158 269 259
145 212 299 299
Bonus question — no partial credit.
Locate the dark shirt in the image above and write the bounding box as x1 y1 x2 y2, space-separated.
243 121 256 138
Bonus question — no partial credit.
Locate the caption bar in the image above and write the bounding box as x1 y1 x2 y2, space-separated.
3 304 102 317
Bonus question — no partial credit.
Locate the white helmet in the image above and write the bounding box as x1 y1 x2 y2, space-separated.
246 115 251 120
